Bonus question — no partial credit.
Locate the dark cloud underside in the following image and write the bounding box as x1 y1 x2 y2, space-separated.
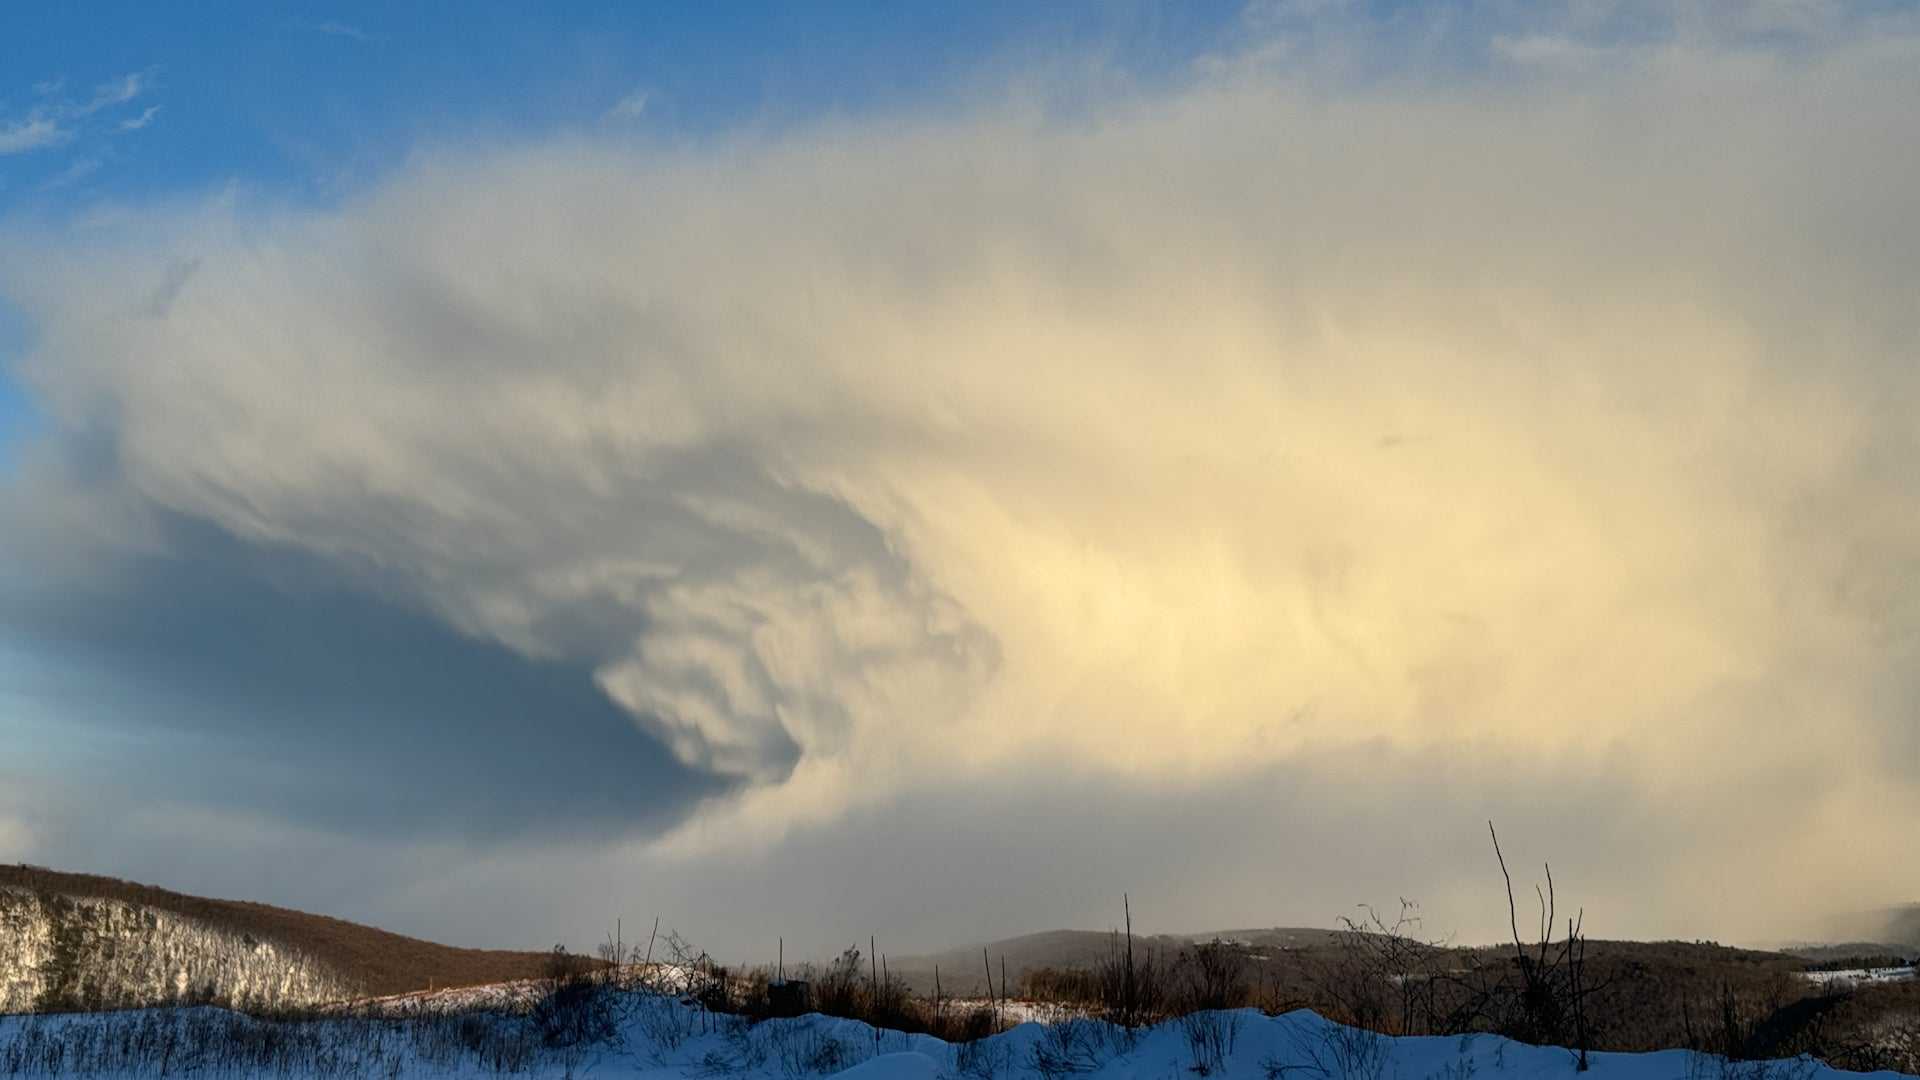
3 514 727 843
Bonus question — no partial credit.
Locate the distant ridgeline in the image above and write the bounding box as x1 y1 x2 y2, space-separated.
0 884 352 1014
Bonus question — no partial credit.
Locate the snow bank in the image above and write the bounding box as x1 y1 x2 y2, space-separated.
0 996 1912 1079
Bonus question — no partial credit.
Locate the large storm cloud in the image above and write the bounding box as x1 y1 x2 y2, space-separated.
3 5 1917 951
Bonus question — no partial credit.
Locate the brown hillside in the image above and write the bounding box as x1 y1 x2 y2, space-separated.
1 865 555 1000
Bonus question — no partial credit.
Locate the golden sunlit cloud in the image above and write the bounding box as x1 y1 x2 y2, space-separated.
5 13 1918 944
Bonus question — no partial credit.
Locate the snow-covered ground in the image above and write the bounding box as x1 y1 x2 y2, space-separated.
324 963 707 1017
1800 968 1917 989
327 975 552 1015
2 994 1914 1080
931 998 1056 1026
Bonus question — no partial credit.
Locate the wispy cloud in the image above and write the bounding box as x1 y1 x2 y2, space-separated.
1 70 157 168
79 71 150 116
118 105 161 132
604 89 650 121
38 154 104 191
1490 33 1614 67
0 116 68 155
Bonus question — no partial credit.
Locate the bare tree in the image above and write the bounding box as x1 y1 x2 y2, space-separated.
1486 821 1595 1067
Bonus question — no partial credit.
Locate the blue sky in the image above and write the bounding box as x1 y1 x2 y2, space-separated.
0 2 1254 469
0 3 1245 201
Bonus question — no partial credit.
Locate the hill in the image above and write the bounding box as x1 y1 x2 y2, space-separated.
885 927 1345 997
0 865 555 1012
884 927 1913 1062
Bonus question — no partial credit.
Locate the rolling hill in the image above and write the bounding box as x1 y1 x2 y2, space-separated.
0 865 555 1013
884 927 1346 997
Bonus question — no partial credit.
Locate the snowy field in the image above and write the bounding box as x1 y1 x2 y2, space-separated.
1800 969 1917 990
2 995 1914 1080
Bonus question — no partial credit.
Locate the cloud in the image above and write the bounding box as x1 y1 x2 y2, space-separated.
37 154 104 191
1489 34 1615 67
0 70 154 165
2 8 1918 947
118 105 161 132
79 71 149 116
0 117 68 155
1 512 726 844
604 90 650 122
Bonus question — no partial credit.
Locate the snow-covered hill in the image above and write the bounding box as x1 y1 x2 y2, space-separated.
1 993 1912 1079
0 887 351 1013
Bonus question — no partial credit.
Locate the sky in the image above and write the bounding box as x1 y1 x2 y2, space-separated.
2 1 1919 963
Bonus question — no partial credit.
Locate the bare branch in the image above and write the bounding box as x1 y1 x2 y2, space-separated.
1489 821 1525 960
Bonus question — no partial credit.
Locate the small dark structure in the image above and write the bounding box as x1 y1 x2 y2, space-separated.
768 978 810 1018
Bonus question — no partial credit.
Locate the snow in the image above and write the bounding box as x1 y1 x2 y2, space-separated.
0 888 348 1013
2 995 1914 1080
328 975 551 1015
833 1051 943 1080
935 998 1055 1025
1800 968 1916 989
